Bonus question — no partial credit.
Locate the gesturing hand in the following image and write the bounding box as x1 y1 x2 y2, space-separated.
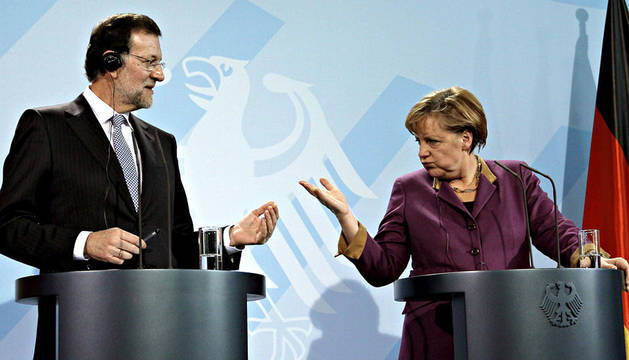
85 227 147 265
299 178 351 219
299 178 360 239
230 201 279 246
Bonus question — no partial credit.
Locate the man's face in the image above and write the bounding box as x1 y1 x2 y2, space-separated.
115 31 164 112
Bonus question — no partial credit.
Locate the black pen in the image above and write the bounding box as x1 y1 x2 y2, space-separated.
143 228 160 242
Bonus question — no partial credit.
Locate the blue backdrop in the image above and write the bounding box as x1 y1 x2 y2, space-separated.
0 0 610 358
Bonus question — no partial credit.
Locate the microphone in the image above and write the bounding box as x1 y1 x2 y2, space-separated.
519 164 561 268
493 161 534 268
130 130 144 269
154 128 173 269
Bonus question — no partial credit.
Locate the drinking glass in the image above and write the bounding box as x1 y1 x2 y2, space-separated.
198 226 223 270
578 229 601 268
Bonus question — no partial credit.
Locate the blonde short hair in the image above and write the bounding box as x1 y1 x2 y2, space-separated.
405 86 487 153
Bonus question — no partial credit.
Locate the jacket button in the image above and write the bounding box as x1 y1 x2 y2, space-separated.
469 248 480 256
467 223 477 230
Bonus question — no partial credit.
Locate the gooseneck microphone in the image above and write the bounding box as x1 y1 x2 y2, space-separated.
130 131 144 269
519 163 561 268
493 161 534 268
103 73 117 230
154 128 173 269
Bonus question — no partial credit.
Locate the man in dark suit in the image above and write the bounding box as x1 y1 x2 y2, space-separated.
0 13 278 358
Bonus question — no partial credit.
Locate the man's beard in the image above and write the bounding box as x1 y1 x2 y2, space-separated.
116 78 153 111
127 89 153 110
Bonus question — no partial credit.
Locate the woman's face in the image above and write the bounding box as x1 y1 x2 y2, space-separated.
414 116 471 180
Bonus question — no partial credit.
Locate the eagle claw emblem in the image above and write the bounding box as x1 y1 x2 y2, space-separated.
540 281 583 327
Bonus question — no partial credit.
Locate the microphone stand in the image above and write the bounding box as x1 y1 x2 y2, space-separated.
131 133 143 269
494 161 534 268
154 128 173 269
519 163 561 268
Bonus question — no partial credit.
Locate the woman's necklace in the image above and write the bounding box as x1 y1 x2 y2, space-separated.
451 155 481 193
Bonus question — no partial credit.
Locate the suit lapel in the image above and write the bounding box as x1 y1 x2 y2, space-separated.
129 114 159 211
436 173 497 217
129 114 157 166
64 96 166 215
64 95 119 175
472 175 496 217
437 184 467 214
64 95 136 214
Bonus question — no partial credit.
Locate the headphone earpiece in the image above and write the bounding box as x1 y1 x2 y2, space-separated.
102 52 123 72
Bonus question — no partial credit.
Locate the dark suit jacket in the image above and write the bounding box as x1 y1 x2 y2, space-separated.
0 94 241 271
0 94 242 359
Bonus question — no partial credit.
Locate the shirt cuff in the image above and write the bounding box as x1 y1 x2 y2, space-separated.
335 221 368 260
223 226 244 255
74 231 91 260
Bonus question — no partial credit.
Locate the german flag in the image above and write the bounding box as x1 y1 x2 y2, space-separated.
582 0 629 340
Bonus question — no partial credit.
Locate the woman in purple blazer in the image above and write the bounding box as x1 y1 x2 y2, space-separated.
300 86 629 360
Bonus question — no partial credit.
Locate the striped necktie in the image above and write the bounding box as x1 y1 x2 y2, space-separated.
111 114 139 211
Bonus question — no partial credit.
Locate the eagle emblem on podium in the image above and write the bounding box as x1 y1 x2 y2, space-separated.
540 281 583 327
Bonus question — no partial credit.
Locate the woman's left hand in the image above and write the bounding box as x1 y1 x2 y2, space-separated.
601 257 629 290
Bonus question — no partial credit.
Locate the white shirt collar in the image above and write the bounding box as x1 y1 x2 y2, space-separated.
82 86 130 126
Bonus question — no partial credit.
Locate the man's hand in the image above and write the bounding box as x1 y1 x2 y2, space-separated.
85 227 146 265
230 201 279 246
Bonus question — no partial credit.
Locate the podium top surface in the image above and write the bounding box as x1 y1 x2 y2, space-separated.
16 269 266 304
394 268 624 301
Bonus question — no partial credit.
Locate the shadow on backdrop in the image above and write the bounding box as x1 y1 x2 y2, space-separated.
472 7 498 155
307 280 399 359
561 8 597 226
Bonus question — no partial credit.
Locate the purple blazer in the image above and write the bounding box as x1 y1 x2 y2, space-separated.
342 159 580 359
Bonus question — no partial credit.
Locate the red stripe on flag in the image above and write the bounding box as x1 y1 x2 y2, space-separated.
583 107 629 327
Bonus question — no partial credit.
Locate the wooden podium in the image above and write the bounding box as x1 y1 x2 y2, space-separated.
16 270 265 360
394 268 625 360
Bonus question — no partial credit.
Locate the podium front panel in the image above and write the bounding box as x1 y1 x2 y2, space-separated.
395 268 625 360
16 269 265 360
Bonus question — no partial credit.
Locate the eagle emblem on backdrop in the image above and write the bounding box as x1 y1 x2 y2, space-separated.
178 55 377 359
540 281 583 328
